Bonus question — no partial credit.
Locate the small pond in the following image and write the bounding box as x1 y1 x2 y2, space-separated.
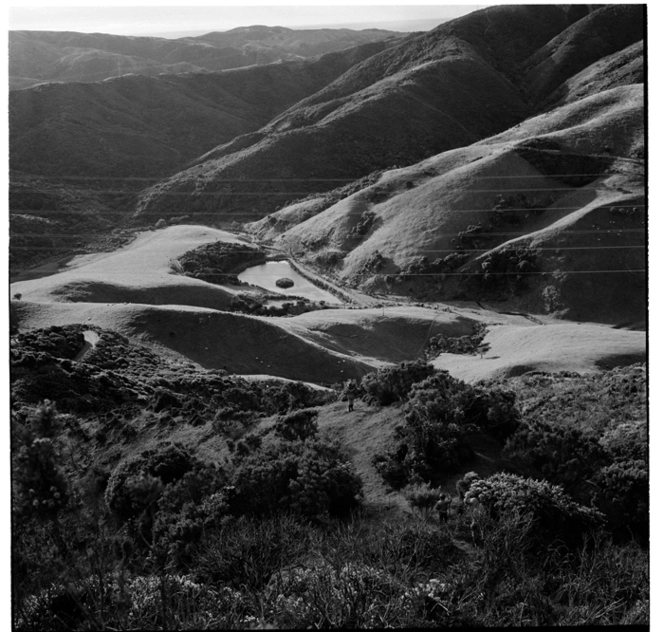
237 261 342 304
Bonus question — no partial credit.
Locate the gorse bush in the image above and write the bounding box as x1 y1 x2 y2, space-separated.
372 368 519 487
592 458 648 544
600 418 647 462
425 323 488 358
152 464 230 568
13 402 70 521
231 437 363 518
502 416 648 542
361 359 435 405
274 408 319 441
104 442 228 549
465 473 604 551
503 419 607 503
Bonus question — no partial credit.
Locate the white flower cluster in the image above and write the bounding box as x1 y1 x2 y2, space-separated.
262 562 400 627
413 577 448 601
400 577 450 617
128 573 209 618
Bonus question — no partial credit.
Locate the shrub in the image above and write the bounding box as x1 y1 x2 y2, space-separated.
276 277 295 288
274 409 319 442
465 473 604 550
351 209 376 239
153 464 229 568
425 323 488 358
403 482 441 515
592 459 648 544
361 360 435 406
104 443 203 540
373 371 519 488
502 419 607 502
468 246 540 298
600 419 647 462
230 438 362 518
262 561 405 628
13 401 70 520
455 471 480 500
194 514 316 591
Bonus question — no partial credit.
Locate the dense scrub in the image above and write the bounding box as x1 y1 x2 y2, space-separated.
425 323 488 358
13 400 647 629
11 324 334 425
371 362 519 488
172 241 267 285
11 331 648 628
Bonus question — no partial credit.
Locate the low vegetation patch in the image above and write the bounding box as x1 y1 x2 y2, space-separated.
425 323 488 358
171 241 267 285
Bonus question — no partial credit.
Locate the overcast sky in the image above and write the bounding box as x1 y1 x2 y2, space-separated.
8 4 484 36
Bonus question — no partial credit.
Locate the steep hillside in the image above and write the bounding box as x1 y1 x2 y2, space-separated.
261 84 644 325
10 40 395 179
522 4 644 109
9 27 402 88
131 4 624 225
543 40 644 111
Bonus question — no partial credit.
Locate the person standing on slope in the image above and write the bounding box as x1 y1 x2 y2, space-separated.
435 492 452 525
344 380 359 412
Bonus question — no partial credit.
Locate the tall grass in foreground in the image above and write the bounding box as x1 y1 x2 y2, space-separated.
14 506 648 630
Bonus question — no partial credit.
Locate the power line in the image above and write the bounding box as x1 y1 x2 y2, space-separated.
8 269 644 276
9 203 647 215
11 171 644 182
382 270 646 276
9 231 647 246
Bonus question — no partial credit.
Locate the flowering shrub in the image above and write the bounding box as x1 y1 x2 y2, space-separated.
401 578 452 622
262 562 406 628
127 574 248 628
466 473 604 549
592 459 648 544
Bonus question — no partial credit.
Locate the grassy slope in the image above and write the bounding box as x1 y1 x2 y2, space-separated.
268 84 643 324
11 225 645 386
522 4 644 108
541 41 643 112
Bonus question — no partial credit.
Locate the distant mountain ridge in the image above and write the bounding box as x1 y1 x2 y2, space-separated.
10 39 397 178
9 26 404 89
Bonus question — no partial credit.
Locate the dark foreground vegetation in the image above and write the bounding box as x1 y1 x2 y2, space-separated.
11 326 648 629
